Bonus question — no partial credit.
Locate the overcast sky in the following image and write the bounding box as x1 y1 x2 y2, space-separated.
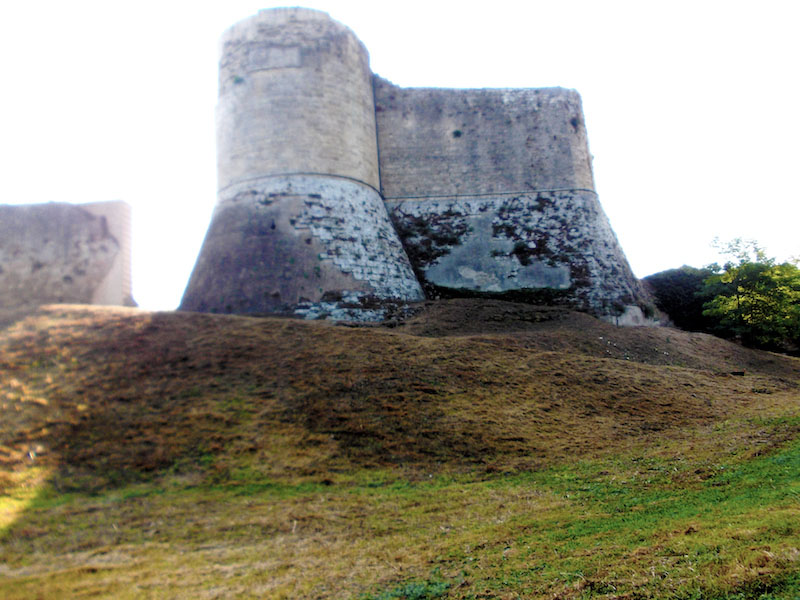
2 0 798 310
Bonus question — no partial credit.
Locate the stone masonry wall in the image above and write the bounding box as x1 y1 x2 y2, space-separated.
180 176 423 316
374 77 594 199
180 9 427 320
0 202 133 325
375 76 650 319
387 190 645 315
183 8 651 322
217 8 380 192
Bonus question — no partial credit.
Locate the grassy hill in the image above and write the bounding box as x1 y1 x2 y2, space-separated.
1 300 799 599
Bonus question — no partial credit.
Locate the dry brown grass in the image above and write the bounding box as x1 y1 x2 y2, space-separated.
1 300 798 488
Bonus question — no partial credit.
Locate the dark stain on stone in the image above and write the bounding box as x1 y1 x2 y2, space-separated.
393 213 469 268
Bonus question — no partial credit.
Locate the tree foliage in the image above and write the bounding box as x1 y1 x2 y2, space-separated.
645 239 800 353
643 266 715 332
702 238 800 351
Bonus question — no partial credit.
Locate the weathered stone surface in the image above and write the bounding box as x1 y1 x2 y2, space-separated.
180 176 423 315
388 191 645 315
183 7 652 323
217 7 380 191
81 201 133 306
374 75 650 319
0 202 133 324
374 79 594 198
182 9 422 319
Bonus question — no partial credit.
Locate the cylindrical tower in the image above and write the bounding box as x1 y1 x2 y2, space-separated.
180 8 422 318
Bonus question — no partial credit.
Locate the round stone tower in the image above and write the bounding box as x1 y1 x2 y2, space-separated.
180 8 423 318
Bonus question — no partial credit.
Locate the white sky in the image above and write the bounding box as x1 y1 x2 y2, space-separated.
1 0 798 310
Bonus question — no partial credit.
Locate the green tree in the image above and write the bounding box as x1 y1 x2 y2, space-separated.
702 239 800 351
644 266 715 332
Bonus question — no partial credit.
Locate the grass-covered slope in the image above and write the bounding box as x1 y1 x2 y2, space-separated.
1 300 799 599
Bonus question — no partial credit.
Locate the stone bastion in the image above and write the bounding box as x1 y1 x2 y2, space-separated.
178 7 651 323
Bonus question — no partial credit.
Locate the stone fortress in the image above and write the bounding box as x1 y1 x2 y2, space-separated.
180 7 650 323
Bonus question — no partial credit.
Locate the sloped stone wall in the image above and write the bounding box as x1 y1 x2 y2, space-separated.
182 9 423 320
387 190 645 315
181 176 422 316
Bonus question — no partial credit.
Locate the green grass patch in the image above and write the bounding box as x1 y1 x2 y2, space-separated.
3 429 799 598
359 569 451 599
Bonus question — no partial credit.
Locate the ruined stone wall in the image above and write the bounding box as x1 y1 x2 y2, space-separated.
0 201 133 324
